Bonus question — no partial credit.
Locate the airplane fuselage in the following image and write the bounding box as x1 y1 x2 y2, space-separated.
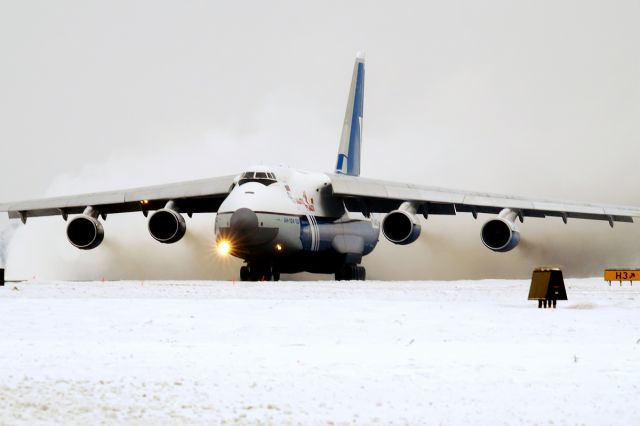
214 166 379 275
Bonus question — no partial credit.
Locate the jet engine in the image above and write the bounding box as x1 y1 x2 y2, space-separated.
481 208 521 252
66 212 104 250
382 202 421 245
148 202 186 244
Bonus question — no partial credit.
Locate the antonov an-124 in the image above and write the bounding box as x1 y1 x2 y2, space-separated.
3 53 640 281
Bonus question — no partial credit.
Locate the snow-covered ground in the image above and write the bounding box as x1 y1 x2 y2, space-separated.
0 278 638 425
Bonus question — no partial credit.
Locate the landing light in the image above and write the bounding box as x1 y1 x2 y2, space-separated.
217 240 232 256
275 243 283 252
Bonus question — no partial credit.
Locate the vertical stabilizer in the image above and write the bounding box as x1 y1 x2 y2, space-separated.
336 52 365 176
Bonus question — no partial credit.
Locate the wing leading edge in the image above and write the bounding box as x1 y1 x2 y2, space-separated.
330 174 639 225
0 175 237 222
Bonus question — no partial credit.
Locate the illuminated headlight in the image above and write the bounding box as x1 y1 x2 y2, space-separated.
217 240 232 256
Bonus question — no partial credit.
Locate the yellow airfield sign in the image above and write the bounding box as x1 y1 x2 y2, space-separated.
604 269 639 283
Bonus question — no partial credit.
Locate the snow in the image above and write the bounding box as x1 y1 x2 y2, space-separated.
0 279 638 424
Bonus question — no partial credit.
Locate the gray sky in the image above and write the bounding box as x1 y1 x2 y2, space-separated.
1 0 639 280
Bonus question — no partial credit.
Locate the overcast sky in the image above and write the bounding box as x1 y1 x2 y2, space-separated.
1 0 639 280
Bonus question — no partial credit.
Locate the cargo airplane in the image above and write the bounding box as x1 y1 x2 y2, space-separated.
3 53 640 281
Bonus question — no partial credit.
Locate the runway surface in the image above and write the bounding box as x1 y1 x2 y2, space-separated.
0 278 638 425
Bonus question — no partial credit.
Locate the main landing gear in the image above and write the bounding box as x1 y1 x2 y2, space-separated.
240 263 281 282
335 264 366 281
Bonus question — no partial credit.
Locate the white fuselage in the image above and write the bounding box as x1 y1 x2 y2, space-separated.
219 167 339 217
214 166 379 273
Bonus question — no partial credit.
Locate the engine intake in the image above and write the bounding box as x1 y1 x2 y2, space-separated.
382 203 421 245
148 206 186 244
481 209 520 252
67 215 104 250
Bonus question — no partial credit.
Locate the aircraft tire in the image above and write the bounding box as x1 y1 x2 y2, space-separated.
335 265 348 281
240 266 250 281
335 265 366 281
248 264 272 281
356 266 366 281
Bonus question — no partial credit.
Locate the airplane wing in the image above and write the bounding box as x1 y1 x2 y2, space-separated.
0 175 237 223
329 174 640 225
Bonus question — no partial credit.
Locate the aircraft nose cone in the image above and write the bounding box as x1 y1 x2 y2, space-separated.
224 208 278 250
230 208 259 232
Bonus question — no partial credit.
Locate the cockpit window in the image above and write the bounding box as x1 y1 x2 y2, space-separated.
239 171 277 186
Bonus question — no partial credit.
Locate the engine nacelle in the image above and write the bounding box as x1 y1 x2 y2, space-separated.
148 207 186 244
382 203 421 245
66 215 104 250
481 209 521 252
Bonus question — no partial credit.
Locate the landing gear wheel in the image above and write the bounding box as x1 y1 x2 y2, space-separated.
240 266 249 282
245 264 273 281
257 269 272 282
241 263 280 282
335 265 348 281
250 269 263 281
356 266 366 281
335 265 366 281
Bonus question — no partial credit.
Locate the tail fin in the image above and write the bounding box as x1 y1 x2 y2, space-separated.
335 52 365 176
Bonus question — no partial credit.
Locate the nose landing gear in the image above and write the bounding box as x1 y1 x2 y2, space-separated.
240 263 281 282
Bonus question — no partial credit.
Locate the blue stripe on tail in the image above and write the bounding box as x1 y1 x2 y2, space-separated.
336 55 365 176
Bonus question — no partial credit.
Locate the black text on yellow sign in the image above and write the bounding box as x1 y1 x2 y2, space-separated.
604 269 640 282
